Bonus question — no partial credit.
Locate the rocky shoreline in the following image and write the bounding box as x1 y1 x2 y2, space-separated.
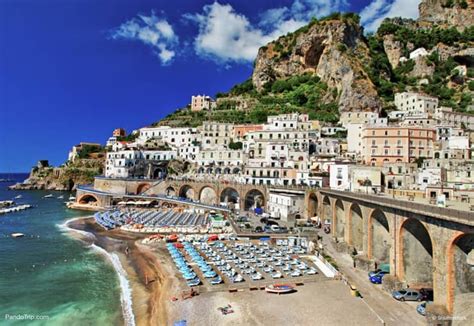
9 159 103 191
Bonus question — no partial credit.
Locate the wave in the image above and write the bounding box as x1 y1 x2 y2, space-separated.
89 244 136 326
58 217 136 326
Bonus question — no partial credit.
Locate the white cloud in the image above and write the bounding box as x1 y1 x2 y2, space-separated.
185 1 348 64
361 0 421 32
110 12 178 65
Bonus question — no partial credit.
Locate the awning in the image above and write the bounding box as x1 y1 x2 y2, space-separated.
117 201 127 205
137 201 151 205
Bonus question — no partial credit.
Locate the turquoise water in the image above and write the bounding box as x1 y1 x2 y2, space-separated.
0 174 122 325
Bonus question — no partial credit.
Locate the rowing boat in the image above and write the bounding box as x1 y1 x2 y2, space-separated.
265 284 295 294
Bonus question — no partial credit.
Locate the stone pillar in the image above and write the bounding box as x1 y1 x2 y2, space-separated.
345 204 351 245
367 208 374 260
361 206 371 257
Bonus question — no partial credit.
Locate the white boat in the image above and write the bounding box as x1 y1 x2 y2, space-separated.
232 274 244 283
68 196 76 200
14 195 22 199
57 195 64 199
265 284 295 294
43 194 53 198
11 233 25 238
271 271 283 279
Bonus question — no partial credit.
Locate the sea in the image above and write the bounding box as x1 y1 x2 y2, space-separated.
0 173 124 325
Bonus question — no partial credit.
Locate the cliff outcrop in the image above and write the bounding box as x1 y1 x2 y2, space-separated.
252 17 382 113
9 159 104 191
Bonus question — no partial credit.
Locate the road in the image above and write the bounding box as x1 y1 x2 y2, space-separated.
319 230 426 326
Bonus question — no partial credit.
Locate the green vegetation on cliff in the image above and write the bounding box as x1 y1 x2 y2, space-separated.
158 73 339 127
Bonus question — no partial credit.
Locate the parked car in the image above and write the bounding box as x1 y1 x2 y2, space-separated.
368 264 390 278
392 289 423 301
416 301 431 316
419 288 434 301
369 273 386 284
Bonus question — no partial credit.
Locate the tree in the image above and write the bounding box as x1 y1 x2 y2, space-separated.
228 140 243 150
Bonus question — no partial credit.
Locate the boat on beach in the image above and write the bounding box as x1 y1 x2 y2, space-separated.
265 284 295 294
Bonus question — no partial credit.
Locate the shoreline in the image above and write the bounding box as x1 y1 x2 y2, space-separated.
63 216 173 326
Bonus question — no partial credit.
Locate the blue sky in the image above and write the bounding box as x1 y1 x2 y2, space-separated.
0 0 420 172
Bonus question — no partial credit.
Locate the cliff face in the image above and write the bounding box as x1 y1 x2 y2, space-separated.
9 159 104 191
419 0 474 31
252 19 382 113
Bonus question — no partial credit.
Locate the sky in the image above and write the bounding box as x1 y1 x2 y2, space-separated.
0 0 421 172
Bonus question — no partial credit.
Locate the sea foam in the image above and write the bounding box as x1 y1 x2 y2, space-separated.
58 217 136 326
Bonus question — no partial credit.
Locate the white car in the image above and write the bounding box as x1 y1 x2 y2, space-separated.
251 273 263 281
290 270 302 277
305 268 317 275
263 266 274 273
283 264 292 272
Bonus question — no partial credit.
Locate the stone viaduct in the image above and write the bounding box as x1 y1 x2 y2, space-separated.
308 189 473 319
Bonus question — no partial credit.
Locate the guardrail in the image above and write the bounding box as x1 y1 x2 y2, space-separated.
320 189 474 226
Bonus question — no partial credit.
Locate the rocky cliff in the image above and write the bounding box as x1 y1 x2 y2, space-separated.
9 159 104 191
419 0 474 31
252 16 382 113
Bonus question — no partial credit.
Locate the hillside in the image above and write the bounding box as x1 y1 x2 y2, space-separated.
158 0 474 127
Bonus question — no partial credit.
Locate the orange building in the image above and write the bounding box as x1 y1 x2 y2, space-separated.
362 126 435 166
112 128 126 137
233 124 263 140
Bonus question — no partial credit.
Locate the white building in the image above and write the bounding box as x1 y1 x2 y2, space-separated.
138 126 199 149
339 111 379 127
409 47 428 60
329 164 350 191
394 92 438 115
200 122 234 150
105 149 177 178
196 149 243 175
417 168 443 190
349 165 383 194
267 192 305 225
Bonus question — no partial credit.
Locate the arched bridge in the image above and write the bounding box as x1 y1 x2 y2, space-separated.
148 180 267 212
307 189 474 319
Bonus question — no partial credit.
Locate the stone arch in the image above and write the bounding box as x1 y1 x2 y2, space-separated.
152 167 165 179
232 167 240 174
244 189 265 211
179 185 195 200
398 218 433 286
78 194 99 205
446 233 474 314
220 187 239 204
136 183 151 194
199 186 218 205
349 202 364 253
308 192 319 217
322 196 332 224
165 186 176 196
368 209 390 263
334 199 345 240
